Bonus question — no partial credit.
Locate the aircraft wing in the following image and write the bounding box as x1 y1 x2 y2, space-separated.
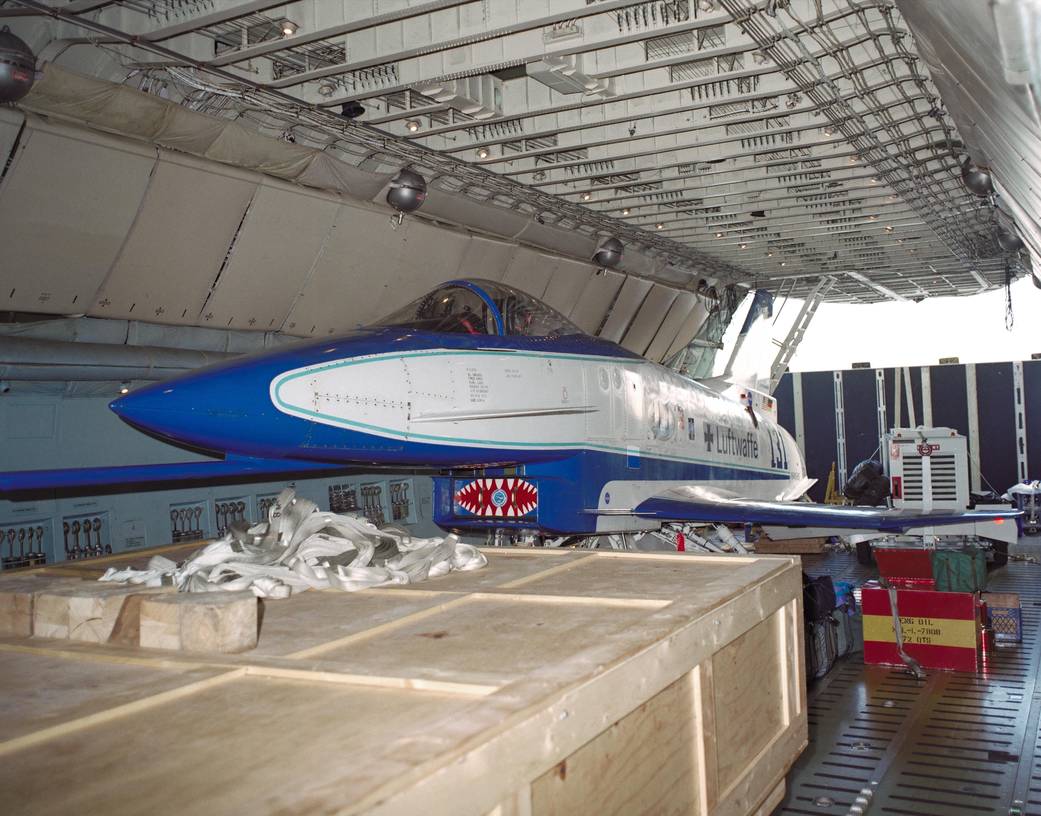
0 457 345 494
634 485 1020 532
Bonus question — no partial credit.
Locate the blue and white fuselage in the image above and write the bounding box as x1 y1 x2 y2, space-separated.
1 278 1016 537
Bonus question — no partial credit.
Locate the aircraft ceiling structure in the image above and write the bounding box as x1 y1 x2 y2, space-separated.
1 0 1035 306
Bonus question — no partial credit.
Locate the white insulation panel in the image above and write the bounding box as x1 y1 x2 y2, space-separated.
501 246 554 298
0 108 23 167
598 276 653 343
199 181 340 332
665 301 710 359
0 121 156 315
644 292 696 363
459 235 515 280
284 203 471 335
567 269 624 335
621 284 678 355
541 257 593 319
91 152 258 324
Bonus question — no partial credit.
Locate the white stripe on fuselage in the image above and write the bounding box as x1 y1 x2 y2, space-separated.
269 347 804 486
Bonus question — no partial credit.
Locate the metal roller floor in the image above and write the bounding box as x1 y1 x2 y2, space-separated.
774 538 1041 816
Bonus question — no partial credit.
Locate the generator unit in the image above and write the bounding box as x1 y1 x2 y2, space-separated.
885 427 970 511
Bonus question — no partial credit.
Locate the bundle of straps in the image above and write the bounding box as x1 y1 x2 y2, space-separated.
99 488 487 599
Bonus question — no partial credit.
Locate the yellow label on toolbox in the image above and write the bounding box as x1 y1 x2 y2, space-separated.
863 614 977 648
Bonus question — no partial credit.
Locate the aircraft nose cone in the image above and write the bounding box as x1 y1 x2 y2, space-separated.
107 366 274 455
109 383 175 427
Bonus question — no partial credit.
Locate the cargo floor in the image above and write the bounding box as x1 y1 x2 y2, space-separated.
775 536 1041 816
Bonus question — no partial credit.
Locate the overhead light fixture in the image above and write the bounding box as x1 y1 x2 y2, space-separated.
822 126 834 136
697 0 721 11
339 101 365 119
889 194 899 201
404 119 421 133
997 227 1025 252
317 82 336 97
849 156 858 164
592 237 624 269
655 223 665 230
885 225 894 233
739 243 748 249
621 207 631 216
715 231 724 239
581 192 592 201
386 168 428 216
868 214 878 221
279 19 298 37
897 238 905 244
871 176 880 184
780 261 787 267
752 51 769 65
766 251 774 257
476 146 490 160
119 382 130 395
961 157 994 197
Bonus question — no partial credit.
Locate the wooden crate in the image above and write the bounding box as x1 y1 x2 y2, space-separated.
0 548 806 816
754 536 828 555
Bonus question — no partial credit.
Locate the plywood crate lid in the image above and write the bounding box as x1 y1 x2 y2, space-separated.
0 548 802 816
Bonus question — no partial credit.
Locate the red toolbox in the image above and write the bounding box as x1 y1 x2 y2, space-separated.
872 547 936 590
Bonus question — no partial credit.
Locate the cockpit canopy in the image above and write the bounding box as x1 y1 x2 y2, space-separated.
373 279 584 338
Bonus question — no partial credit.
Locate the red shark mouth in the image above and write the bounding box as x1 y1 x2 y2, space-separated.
454 478 538 518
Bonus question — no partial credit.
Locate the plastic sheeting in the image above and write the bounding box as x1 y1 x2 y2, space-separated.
100 488 487 599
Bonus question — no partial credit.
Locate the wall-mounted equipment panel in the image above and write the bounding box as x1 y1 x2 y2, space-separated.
61 511 111 561
214 497 249 536
389 479 415 525
257 493 281 523
360 481 388 527
169 500 208 543
0 520 49 570
328 483 358 515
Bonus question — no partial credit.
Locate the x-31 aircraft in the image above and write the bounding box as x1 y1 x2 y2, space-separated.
0 279 1018 537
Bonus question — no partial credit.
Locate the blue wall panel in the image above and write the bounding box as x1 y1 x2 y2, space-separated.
882 369 896 429
843 369 879 466
801 371 837 501
929 364 969 437
975 362 1017 492
1025 360 1041 482
882 367 923 428
775 374 795 437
